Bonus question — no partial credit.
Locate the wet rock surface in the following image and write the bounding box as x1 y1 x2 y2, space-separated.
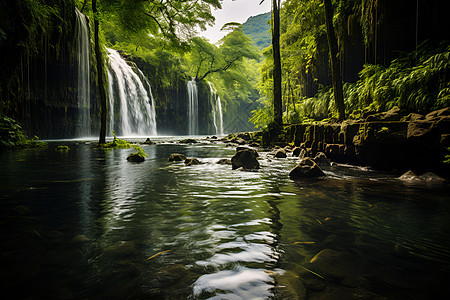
231 148 260 170
289 158 326 179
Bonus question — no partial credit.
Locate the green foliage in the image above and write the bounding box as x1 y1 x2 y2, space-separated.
275 43 450 122
100 131 131 148
131 144 148 157
55 145 70 151
444 148 450 165
100 0 221 48
188 27 261 81
127 144 148 162
0 116 47 150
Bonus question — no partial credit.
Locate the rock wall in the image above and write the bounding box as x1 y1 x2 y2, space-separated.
274 107 450 173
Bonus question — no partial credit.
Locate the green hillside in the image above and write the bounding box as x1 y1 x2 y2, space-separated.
242 12 271 50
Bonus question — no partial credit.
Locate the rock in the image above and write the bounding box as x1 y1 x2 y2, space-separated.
365 106 405 122
398 171 445 183
184 158 201 166
303 278 326 291
313 152 331 166
127 153 145 162
216 158 232 165
179 138 198 144
273 270 307 299
249 142 260 147
401 113 425 122
236 146 259 157
398 170 422 181
292 147 302 157
289 158 326 179
274 149 287 158
309 249 364 280
231 149 260 170
104 241 137 257
236 138 247 145
425 107 450 121
168 153 187 161
419 172 445 183
73 234 90 243
142 138 154 145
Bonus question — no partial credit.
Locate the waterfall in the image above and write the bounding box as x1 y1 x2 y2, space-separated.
75 8 91 137
107 48 157 136
187 78 198 135
216 96 224 135
208 82 224 135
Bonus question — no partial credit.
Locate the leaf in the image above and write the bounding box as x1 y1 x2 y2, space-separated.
147 250 172 260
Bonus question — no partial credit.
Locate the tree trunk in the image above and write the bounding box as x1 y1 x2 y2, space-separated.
93 0 107 144
272 0 283 127
323 0 345 121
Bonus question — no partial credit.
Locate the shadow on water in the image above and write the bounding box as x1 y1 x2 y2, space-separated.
1 139 450 299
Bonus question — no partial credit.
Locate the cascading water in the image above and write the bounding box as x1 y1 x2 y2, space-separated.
187 78 199 135
107 48 157 136
75 8 91 137
208 82 224 135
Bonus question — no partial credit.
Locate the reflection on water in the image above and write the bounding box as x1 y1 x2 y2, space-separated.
1 138 450 299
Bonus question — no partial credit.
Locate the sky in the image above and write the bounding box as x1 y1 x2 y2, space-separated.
199 0 272 44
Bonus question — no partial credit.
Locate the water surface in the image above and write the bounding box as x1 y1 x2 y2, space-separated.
1 138 449 299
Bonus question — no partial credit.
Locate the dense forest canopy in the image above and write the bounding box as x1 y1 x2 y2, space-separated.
0 0 449 141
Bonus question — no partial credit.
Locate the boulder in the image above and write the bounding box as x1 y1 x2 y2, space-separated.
184 158 201 166
419 172 446 183
309 249 364 280
127 153 145 162
168 153 187 162
313 152 331 166
142 138 155 145
292 147 302 157
289 158 326 179
274 149 287 158
236 146 259 157
231 149 260 170
216 158 232 165
365 106 405 122
398 170 422 182
179 138 198 144
273 270 307 299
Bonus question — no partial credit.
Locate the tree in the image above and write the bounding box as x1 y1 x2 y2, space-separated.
189 26 260 81
92 0 108 144
88 0 222 143
271 0 283 127
323 0 345 121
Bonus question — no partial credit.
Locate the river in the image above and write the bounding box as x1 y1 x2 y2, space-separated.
1 137 450 299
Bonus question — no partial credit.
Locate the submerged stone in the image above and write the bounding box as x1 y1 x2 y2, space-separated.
184 158 201 166
216 158 232 165
179 138 198 144
169 153 187 161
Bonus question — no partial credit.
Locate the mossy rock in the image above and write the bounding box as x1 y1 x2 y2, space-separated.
127 153 145 162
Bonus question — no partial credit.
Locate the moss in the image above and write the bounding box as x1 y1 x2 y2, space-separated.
0 116 47 150
127 145 148 162
55 145 70 151
98 131 131 149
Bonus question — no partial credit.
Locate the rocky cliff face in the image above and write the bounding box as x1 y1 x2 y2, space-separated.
255 107 450 174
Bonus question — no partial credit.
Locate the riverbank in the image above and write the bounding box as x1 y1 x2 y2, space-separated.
223 106 450 177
